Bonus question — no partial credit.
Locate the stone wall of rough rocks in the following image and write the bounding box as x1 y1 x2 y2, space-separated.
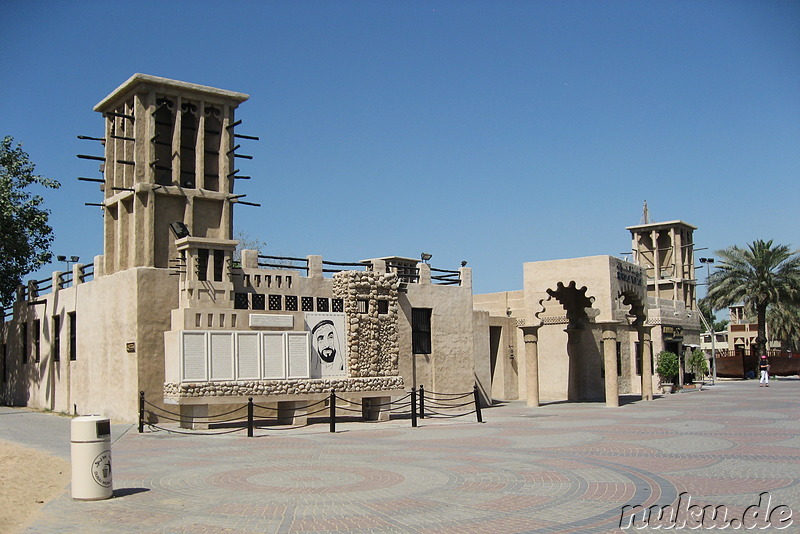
164 376 405 398
332 270 400 378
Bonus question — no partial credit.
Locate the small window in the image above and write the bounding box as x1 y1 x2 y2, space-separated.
32 322 41 355
252 294 266 310
234 293 249 310
332 299 343 313
68 312 77 361
21 322 28 364
316 298 329 312
378 300 389 315
357 299 369 314
269 295 282 311
53 315 61 362
412 308 432 354
213 250 225 282
301 297 314 312
197 249 209 281
285 296 298 311
635 342 642 376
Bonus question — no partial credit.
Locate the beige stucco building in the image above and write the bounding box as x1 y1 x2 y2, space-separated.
475 220 702 405
0 75 704 424
0 75 489 423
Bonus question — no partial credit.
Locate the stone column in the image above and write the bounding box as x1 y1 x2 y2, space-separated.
417 263 431 285
195 100 206 190
652 230 660 300
600 322 619 407
172 96 182 187
519 325 540 407
638 325 654 401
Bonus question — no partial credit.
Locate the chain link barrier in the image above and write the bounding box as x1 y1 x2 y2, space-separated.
138 383 484 437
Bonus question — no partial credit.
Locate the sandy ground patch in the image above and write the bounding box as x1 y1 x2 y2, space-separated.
0 439 70 534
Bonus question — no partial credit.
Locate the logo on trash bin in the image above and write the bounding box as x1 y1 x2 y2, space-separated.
91 450 112 487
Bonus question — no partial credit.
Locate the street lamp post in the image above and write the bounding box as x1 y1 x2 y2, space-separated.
699 257 716 384
57 255 80 272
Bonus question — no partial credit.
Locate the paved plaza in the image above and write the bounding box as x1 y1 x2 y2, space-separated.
2 379 799 533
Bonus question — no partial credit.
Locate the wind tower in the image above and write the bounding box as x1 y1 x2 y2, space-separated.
87 74 254 277
626 217 697 310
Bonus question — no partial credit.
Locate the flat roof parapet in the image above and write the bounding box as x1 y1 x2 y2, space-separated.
94 73 249 112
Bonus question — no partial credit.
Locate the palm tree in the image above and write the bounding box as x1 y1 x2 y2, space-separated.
705 240 800 355
768 302 800 352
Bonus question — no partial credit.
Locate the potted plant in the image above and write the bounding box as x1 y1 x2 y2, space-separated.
655 351 679 394
686 349 710 388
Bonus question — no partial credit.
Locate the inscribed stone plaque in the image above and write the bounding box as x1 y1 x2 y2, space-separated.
182 332 207 381
287 332 310 378
210 332 234 380
249 314 294 328
262 333 286 379
237 333 260 379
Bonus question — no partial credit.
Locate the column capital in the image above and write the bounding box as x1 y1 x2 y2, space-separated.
518 324 540 344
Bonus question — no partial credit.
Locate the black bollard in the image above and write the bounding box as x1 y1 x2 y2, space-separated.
329 390 336 433
411 388 418 428
247 397 254 437
473 385 483 423
419 385 425 419
138 391 145 433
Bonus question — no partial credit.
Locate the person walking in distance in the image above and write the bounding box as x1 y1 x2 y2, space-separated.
759 355 770 387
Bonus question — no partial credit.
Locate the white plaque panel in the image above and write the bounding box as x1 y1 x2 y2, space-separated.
209 332 234 380
182 332 207 381
262 333 286 379
287 332 310 379
236 333 260 379
249 314 294 328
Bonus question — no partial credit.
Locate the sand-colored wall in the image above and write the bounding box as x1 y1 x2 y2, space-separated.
398 282 479 396
0 267 177 422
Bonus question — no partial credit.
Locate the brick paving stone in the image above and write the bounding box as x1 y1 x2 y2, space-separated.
2 379 800 533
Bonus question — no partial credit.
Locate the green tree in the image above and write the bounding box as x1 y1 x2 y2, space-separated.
0 136 60 307
767 302 800 352
705 240 800 355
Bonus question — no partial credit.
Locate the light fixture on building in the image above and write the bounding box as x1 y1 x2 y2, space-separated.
169 221 190 239
420 252 432 263
461 260 468 267
57 255 80 270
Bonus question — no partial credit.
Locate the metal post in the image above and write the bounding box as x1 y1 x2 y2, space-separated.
411 388 418 428
247 397 254 437
329 390 336 433
697 298 717 386
700 257 717 386
473 385 483 423
138 391 144 433
419 384 425 419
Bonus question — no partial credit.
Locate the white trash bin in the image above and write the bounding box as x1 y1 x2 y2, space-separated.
71 415 113 500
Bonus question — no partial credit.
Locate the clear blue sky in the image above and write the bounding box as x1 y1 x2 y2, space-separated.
1 1 798 295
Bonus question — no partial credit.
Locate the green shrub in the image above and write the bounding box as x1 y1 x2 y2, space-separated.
655 351 679 383
687 349 709 377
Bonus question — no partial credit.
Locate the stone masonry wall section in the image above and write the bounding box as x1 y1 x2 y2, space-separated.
164 376 404 398
332 271 400 378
